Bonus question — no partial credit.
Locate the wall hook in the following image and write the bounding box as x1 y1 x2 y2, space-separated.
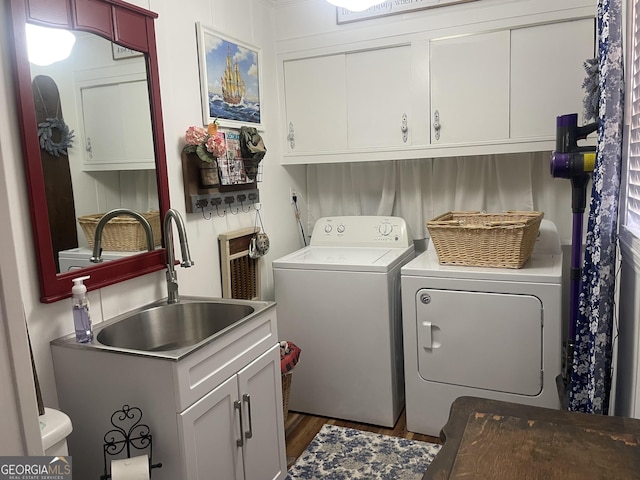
200 208 212 220
196 199 212 220
224 196 238 215
237 194 250 213
215 204 226 218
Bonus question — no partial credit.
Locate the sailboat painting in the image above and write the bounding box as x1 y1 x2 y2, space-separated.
196 23 262 128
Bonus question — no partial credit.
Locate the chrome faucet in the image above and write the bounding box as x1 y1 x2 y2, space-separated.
90 208 154 263
164 208 194 304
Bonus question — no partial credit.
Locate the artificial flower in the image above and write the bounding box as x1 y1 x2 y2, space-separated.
184 125 207 146
182 120 225 163
206 135 226 158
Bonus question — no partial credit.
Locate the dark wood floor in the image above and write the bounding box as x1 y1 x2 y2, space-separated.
284 409 442 468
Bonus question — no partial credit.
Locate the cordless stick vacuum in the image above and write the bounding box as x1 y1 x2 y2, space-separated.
550 113 599 393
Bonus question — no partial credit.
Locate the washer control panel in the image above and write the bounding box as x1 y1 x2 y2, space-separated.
310 216 412 247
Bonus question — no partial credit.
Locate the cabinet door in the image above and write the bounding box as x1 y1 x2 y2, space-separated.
430 31 510 144
510 19 595 139
283 54 348 153
238 344 287 480
346 45 412 148
178 375 244 480
81 79 155 170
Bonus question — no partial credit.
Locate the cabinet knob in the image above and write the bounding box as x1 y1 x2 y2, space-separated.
433 110 441 141
401 113 408 143
86 137 93 158
287 122 295 149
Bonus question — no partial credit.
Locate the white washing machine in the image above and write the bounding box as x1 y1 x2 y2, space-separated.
58 247 140 271
401 219 563 436
273 216 415 427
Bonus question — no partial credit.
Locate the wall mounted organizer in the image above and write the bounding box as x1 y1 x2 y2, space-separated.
181 152 261 218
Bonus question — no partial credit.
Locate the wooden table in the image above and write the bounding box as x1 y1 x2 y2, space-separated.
425 396 640 480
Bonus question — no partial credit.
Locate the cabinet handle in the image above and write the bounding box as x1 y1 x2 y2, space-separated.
433 110 441 141
243 393 253 439
401 113 408 143
86 137 93 158
234 400 244 447
287 122 295 149
421 321 433 349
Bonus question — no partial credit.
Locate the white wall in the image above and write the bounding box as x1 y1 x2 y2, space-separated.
0 0 306 452
274 0 596 48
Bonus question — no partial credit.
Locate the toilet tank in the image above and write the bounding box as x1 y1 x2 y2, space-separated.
40 408 73 456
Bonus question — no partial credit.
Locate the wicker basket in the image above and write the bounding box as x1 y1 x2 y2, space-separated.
427 211 544 268
78 211 161 252
282 372 293 422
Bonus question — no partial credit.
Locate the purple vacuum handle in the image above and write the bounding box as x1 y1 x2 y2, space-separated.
556 113 599 153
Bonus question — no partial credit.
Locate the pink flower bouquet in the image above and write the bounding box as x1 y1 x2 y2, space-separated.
182 122 226 163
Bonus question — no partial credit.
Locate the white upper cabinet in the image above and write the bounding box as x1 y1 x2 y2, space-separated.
80 77 155 171
277 1 595 164
282 44 415 161
510 19 595 139
284 54 348 153
429 19 594 147
429 31 510 145
346 45 413 149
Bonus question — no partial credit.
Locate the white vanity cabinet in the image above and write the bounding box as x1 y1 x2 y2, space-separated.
282 44 414 159
179 344 285 480
51 303 287 480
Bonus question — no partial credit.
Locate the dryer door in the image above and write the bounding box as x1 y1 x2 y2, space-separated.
416 288 543 396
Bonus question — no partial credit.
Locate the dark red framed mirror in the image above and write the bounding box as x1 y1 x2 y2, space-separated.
8 0 170 303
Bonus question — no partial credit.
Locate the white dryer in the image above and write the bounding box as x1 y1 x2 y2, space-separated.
273 216 414 427
401 219 563 436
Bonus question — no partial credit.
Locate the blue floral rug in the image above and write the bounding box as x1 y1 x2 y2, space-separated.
286 424 441 479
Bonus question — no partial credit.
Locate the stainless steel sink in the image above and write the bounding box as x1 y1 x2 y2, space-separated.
51 296 275 360
96 301 255 352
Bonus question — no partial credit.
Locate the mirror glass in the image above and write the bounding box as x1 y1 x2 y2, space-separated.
9 0 171 303
28 30 160 273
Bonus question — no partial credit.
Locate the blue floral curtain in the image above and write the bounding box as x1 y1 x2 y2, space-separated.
569 0 624 414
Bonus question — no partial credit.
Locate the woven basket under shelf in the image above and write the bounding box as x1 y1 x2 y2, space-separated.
427 211 544 269
78 211 161 252
282 372 293 422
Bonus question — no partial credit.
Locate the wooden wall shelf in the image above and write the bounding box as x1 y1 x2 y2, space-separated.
181 153 260 214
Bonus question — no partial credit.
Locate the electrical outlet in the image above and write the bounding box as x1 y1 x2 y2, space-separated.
290 187 297 204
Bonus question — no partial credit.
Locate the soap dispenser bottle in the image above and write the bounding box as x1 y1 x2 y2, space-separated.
71 276 92 343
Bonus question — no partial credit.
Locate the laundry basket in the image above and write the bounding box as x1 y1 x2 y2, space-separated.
78 211 161 251
280 341 301 423
427 211 543 268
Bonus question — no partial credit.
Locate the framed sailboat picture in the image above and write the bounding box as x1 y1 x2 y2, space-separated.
196 23 262 129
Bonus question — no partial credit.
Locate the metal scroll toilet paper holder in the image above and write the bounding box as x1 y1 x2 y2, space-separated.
100 404 162 479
